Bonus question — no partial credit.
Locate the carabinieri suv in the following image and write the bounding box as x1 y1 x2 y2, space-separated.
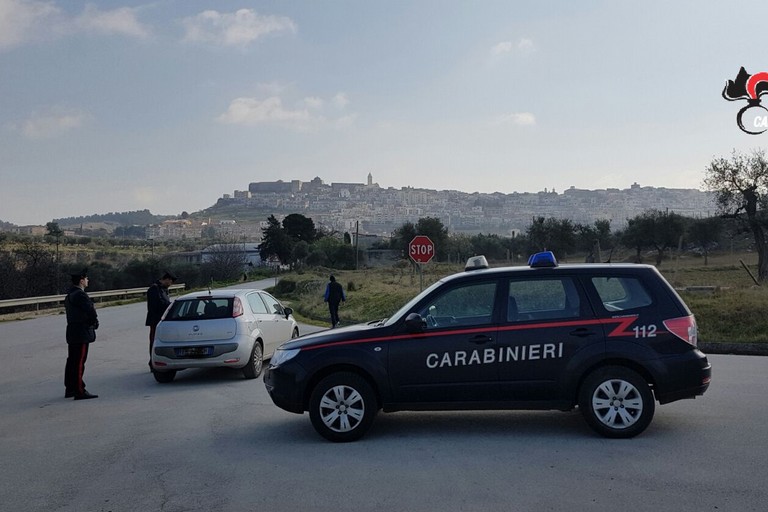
264 252 711 442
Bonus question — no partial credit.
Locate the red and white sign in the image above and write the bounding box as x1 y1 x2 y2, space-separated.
409 235 435 263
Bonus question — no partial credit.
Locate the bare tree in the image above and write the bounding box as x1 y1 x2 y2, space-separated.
704 149 768 282
203 242 248 282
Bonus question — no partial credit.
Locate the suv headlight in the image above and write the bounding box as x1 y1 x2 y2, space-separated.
270 348 300 367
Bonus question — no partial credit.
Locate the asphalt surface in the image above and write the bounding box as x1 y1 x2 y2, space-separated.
1 280 767 511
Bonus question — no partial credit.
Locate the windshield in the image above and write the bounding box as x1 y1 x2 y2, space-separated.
384 278 448 326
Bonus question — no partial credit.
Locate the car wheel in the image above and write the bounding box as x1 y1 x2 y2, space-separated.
579 366 655 438
153 370 176 383
243 341 263 379
309 372 378 442
292 327 299 339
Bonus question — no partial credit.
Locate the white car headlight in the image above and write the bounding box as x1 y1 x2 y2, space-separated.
270 348 300 367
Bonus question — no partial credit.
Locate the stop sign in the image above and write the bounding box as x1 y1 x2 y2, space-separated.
409 236 435 263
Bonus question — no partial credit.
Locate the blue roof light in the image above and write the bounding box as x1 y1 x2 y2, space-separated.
528 251 558 268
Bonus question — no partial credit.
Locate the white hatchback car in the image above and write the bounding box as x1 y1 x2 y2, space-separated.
151 288 299 383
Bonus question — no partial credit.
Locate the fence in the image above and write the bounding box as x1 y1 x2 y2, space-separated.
0 284 186 312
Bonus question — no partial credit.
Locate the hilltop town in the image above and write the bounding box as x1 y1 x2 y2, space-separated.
3 175 717 241
209 174 716 238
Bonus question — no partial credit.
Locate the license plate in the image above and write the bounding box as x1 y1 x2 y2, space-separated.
176 347 213 357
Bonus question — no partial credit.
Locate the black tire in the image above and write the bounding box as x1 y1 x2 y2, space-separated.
243 341 263 379
153 370 176 383
292 327 299 339
579 366 655 438
309 372 378 442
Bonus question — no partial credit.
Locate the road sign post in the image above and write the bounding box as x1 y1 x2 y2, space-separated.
409 236 435 290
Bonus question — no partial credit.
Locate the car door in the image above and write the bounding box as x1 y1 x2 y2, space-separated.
255 292 294 354
388 278 501 405
496 274 603 402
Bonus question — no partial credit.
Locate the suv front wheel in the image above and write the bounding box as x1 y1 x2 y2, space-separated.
579 366 655 438
309 372 378 442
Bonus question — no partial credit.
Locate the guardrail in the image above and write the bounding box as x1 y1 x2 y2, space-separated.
0 284 186 312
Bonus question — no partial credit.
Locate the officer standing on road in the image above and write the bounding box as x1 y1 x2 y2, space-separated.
64 268 99 400
323 274 346 328
145 270 177 368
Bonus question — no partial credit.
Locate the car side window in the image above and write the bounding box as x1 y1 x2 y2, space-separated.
260 292 284 315
247 293 269 314
508 277 580 322
419 281 496 328
591 276 652 311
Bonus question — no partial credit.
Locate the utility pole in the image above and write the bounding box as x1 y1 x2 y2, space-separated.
355 221 359 270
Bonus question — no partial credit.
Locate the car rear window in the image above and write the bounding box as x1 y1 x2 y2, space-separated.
165 298 233 320
591 277 652 312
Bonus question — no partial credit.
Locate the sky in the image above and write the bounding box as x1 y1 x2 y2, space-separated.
1 0 768 226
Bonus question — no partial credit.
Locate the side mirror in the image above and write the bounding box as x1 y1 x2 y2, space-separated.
404 312 426 333
284 307 293 319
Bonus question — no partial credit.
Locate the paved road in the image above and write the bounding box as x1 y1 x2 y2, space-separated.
1 284 767 512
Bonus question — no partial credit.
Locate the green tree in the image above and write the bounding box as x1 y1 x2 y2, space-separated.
391 221 416 258
621 210 685 266
313 237 356 269
291 240 310 268
575 219 613 262
259 215 293 264
704 149 768 281
415 217 448 260
283 213 317 243
470 233 507 260
687 216 724 266
526 217 576 259
445 233 473 263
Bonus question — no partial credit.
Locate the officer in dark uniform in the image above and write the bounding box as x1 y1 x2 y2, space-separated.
145 270 177 367
64 268 99 400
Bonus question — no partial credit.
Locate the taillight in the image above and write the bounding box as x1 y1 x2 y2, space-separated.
233 297 244 318
663 315 697 346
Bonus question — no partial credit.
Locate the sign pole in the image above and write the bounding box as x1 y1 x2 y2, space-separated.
419 262 423 291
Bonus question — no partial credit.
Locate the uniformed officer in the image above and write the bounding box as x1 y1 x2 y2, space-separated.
64 268 99 400
145 270 177 367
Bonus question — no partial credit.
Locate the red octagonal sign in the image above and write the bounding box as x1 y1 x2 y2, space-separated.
409 235 435 263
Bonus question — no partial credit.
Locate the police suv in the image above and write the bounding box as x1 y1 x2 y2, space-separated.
264 252 711 442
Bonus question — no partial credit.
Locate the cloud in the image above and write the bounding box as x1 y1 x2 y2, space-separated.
495 112 536 126
217 91 354 130
217 97 311 127
490 41 514 56
304 96 324 109
0 1 150 50
332 93 349 109
0 0 60 50
182 9 296 47
517 38 534 53
490 38 535 56
16 107 89 138
72 5 150 39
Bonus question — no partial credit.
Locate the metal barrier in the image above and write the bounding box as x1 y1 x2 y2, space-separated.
0 284 186 312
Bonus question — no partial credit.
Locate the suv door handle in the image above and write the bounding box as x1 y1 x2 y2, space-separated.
569 328 596 337
470 335 493 344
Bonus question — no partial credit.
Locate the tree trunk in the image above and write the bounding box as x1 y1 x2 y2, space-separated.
750 222 768 282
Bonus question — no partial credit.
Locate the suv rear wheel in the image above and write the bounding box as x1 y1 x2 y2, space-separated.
309 372 378 442
579 366 655 438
